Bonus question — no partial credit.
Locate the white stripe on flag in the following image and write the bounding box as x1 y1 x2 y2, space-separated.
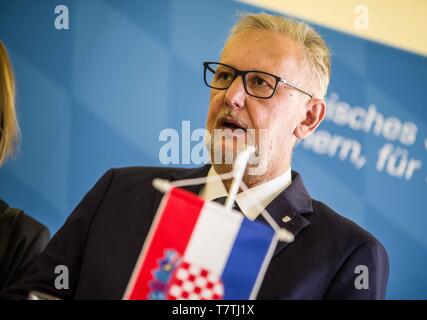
183 201 243 276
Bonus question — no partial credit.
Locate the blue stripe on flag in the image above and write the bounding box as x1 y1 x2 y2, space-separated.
221 219 275 299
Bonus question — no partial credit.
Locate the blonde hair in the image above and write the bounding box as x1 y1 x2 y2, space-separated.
226 12 331 98
0 41 19 166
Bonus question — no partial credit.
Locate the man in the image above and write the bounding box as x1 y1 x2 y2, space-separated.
0 12 389 300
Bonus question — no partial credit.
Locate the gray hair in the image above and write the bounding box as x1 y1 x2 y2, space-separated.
225 12 331 98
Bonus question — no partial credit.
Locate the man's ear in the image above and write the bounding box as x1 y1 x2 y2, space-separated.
294 98 326 139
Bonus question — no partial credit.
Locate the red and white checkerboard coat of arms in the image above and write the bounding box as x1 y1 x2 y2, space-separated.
166 261 224 300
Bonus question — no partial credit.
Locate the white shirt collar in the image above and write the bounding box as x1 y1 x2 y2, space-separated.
199 166 292 220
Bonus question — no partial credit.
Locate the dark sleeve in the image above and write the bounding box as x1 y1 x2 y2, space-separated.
324 240 390 299
0 169 115 300
1 213 51 290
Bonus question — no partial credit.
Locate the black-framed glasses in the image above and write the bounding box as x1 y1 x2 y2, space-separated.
203 61 313 99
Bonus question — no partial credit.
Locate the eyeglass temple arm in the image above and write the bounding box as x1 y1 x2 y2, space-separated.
280 79 313 99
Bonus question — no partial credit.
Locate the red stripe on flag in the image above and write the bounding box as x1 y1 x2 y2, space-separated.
125 187 205 299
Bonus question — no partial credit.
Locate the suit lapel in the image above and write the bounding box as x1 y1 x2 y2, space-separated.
257 171 314 257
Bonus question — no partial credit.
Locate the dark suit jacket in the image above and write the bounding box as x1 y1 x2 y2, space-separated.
0 199 50 291
0 165 389 299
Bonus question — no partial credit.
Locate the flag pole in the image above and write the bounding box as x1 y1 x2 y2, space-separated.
224 145 255 211
152 178 172 194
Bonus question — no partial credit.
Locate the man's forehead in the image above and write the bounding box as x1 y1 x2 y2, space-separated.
220 29 304 75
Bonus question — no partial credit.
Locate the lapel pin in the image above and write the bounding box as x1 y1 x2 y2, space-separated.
282 216 292 223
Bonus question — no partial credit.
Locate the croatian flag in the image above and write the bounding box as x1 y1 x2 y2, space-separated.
123 187 277 300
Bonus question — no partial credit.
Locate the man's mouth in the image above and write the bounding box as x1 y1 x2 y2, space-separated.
219 117 247 131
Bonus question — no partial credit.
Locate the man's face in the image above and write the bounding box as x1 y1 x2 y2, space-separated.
206 29 311 184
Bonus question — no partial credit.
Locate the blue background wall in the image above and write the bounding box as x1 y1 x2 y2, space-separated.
0 0 426 299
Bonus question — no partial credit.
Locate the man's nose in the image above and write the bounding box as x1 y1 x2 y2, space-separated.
224 76 246 109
